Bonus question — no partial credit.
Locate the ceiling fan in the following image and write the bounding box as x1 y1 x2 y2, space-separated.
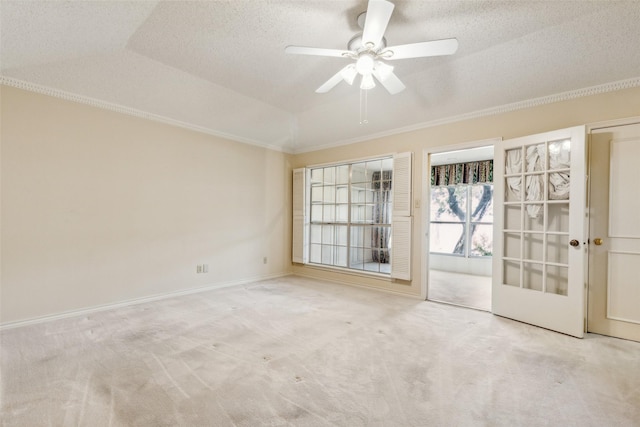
285 0 458 95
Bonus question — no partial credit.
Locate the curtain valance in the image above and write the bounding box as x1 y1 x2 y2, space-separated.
431 160 493 186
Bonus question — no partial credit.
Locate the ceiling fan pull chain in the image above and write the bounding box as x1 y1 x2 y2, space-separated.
359 88 369 125
359 88 362 124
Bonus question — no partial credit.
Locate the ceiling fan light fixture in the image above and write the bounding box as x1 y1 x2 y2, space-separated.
360 73 376 90
374 61 394 81
341 64 357 85
355 53 375 75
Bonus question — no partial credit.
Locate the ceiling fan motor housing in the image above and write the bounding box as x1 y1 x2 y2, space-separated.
348 33 387 53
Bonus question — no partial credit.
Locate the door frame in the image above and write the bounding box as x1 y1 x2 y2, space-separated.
585 116 640 332
421 138 502 300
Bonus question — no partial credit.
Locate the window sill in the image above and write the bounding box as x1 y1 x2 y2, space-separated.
429 252 492 258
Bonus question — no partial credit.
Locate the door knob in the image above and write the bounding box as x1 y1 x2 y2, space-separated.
569 239 580 247
594 238 603 246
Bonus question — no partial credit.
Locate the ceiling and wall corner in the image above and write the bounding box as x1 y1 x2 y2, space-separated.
1 1 640 154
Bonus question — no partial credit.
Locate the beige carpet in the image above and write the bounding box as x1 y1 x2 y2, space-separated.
2 275 639 426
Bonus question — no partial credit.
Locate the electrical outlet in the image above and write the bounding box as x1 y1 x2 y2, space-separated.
263 257 268 264
196 265 202 273
203 264 209 273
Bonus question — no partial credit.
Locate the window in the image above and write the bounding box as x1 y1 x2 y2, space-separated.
308 157 394 274
430 183 493 257
293 152 412 280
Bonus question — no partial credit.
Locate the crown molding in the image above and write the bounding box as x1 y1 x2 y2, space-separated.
293 76 640 154
0 76 290 153
3 75 639 156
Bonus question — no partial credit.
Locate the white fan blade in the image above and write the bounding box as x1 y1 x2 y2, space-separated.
285 45 351 58
316 65 353 93
383 38 459 60
362 0 395 49
372 69 406 95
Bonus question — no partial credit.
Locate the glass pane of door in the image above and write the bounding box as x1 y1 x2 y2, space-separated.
502 140 572 295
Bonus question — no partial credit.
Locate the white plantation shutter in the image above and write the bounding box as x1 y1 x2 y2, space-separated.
292 168 308 264
391 152 412 280
392 152 412 216
391 216 412 279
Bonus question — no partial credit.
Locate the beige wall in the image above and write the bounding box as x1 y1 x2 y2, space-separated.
291 86 640 297
3 84 639 324
1 86 292 324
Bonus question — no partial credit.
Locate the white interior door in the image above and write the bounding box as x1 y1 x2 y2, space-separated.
493 126 586 338
588 122 640 342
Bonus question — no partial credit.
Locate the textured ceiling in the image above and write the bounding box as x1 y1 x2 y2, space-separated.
2 1 640 153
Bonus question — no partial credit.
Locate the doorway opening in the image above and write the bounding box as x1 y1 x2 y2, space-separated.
427 146 494 311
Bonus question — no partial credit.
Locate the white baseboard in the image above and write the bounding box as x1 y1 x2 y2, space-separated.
0 272 291 330
290 272 423 300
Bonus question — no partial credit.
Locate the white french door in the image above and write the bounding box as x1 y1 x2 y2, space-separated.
492 126 587 337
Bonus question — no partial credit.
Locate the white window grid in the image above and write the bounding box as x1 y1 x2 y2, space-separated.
309 157 393 274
